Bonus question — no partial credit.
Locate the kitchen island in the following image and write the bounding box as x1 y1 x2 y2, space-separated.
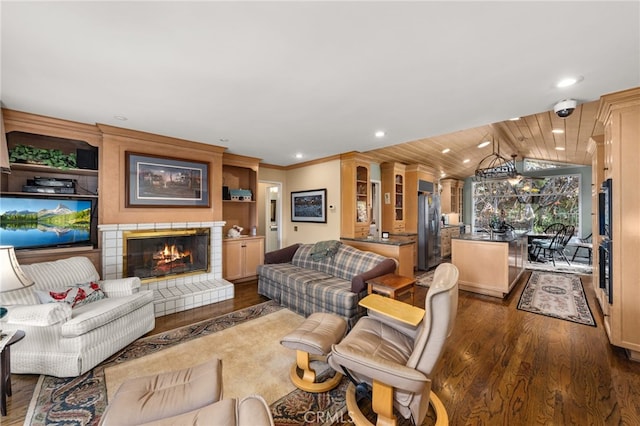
341 236 416 278
451 231 527 298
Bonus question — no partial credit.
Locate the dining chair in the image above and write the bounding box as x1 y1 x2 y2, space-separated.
533 225 574 266
530 223 565 261
570 233 593 265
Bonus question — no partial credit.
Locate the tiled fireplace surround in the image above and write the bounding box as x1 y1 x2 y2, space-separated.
99 221 234 317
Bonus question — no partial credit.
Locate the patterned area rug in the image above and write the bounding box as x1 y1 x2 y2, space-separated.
24 301 348 426
415 269 435 287
517 271 596 327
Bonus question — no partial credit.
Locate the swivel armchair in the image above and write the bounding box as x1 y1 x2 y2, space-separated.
328 263 459 426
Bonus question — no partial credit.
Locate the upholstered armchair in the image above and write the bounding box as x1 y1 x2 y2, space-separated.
2 256 155 377
328 263 459 426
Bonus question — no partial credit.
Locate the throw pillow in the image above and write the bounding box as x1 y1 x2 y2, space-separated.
35 282 106 308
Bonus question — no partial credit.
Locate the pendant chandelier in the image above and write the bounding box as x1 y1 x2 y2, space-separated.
474 136 521 184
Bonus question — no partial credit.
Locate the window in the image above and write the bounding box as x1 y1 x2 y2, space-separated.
472 174 581 235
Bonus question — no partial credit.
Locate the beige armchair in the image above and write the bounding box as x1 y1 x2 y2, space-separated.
328 263 459 426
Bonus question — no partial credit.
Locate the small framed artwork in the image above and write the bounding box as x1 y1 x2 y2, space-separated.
382 231 390 239
291 189 327 223
126 152 210 207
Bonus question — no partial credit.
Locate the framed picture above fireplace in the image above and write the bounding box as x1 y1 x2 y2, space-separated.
126 152 210 207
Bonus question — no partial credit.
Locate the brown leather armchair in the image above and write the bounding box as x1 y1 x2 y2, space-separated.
100 358 274 426
328 263 459 426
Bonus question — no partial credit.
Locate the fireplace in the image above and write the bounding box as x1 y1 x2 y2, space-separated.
100 221 232 317
123 228 210 281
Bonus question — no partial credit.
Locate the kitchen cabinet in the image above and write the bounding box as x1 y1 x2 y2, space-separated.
595 87 640 360
440 226 460 258
341 152 372 238
587 135 607 316
381 162 406 234
451 234 526 298
440 178 463 215
223 236 264 281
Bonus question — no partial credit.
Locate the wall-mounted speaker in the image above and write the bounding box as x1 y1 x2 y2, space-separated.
222 186 231 200
76 147 98 170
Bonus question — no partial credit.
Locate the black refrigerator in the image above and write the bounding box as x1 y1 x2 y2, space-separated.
418 192 441 270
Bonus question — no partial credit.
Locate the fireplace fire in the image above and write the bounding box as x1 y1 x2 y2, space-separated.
123 228 210 281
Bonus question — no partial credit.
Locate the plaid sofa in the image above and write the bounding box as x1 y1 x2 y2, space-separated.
257 241 396 328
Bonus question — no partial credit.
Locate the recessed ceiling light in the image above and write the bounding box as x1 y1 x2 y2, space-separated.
551 129 564 134
295 153 303 159
477 141 491 148
114 115 128 121
555 146 566 151
509 117 521 121
556 76 583 88
463 159 470 163
442 148 451 154
375 131 385 138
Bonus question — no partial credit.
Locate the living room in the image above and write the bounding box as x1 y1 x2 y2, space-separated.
2 2 640 425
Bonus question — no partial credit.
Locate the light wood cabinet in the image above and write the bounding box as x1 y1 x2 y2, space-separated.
341 152 371 238
222 236 264 281
587 135 607 315
440 178 463 215
222 153 260 238
440 226 460 258
596 87 640 360
452 235 526 298
381 162 406 234
1 109 102 271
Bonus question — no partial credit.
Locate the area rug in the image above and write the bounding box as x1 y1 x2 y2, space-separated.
517 271 596 327
104 308 303 403
25 301 348 426
415 269 435 287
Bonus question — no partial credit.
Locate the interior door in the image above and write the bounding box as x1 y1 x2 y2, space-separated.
264 183 282 252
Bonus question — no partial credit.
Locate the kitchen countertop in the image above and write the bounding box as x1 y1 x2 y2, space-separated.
453 231 527 243
340 236 416 246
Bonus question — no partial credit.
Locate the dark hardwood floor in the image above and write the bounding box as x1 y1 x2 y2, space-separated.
6 274 640 425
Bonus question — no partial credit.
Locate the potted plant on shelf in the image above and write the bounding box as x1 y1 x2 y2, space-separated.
9 144 77 169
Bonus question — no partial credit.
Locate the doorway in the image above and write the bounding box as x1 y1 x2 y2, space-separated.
262 182 282 253
370 180 381 237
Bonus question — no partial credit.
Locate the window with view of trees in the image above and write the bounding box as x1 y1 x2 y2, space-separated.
472 174 580 235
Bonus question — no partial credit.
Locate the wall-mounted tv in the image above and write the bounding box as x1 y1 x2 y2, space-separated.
0 195 97 250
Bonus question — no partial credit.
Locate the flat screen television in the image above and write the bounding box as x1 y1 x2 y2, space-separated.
0 195 97 250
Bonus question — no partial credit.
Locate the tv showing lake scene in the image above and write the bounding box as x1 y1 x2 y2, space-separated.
0 196 93 249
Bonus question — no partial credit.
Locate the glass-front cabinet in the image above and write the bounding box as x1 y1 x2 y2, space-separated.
381 162 405 234
341 152 371 238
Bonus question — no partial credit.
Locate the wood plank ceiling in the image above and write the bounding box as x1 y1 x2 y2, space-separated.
364 100 600 180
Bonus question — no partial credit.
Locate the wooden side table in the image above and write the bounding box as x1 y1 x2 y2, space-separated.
1 330 25 416
366 273 416 306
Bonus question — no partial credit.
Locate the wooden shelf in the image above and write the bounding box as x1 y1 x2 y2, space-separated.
1 191 98 199
9 162 98 176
